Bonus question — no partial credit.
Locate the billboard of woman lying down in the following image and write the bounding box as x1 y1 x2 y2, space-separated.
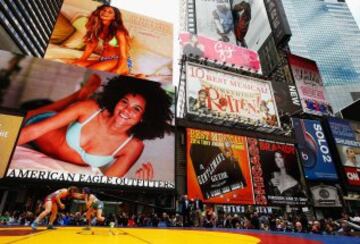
0 50 175 189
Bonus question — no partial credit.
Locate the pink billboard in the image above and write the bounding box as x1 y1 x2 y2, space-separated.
180 32 261 73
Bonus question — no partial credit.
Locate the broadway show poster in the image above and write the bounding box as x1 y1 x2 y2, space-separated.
328 118 360 187
186 128 254 204
186 62 280 128
292 118 338 181
44 0 173 83
258 140 308 205
195 0 236 44
0 50 175 189
288 54 333 116
179 32 261 72
310 184 342 208
0 111 24 178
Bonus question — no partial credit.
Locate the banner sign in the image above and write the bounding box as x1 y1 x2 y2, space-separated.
195 0 236 43
288 54 333 116
310 184 342 207
247 137 267 205
292 118 338 181
186 62 280 128
179 32 261 72
44 0 173 83
258 140 308 205
0 50 175 189
187 128 254 204
328 118 360 187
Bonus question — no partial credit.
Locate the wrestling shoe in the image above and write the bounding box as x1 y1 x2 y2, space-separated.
83 226 91 230
47 225 56 230
31 222 38 230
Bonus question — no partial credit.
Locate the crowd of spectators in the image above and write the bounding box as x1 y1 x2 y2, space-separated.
0 195 359 237
0 208 359 237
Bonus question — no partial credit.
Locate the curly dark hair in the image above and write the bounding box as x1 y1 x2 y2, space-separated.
98 76 173 140
84 4 130 45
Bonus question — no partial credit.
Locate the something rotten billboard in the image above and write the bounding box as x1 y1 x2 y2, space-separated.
44 0 173 83
186 62 280 128
258 140 308 205
187 128 254 204
292 118 338 181
0 50 175 189
327 118 360 187
288 54 332 116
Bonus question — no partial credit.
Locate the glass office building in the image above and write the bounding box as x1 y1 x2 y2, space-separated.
282 0 360 112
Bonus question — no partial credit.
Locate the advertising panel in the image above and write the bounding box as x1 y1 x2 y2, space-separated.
44 0 173 83
187 128 254 204
186 62 280 128
192 0 272 50
258 139 308 205
190 0 279 75
0 50 175 189
179 32 261 72
288 54 333 116
328 117 360 187
263 0 292 46
0 110 24 178
310 184 342 208
230 0 279 75
247 137 267 205
195 0 236 43
292 118 338 181
231 0 272 50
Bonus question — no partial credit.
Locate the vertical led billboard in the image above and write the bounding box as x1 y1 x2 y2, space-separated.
292 118 338 181
0 50 175 189
271 81 301 117
185 62 280 128
187 128 254 204
288 54 333 116
44 0 173 83
263 0 292 46
327 118 360 187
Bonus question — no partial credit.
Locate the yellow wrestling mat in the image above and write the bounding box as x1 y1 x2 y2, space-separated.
0 227 260 244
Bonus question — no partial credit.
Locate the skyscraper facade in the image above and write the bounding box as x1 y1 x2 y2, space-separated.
282 0 360 112
0 0 63 57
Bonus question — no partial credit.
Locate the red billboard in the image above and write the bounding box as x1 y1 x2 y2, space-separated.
187 128 254 204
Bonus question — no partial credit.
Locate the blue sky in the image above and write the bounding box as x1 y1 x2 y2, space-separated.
346 0 360 28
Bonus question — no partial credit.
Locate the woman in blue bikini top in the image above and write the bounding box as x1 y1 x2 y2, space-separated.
18 74 173 177
70 4 131 75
